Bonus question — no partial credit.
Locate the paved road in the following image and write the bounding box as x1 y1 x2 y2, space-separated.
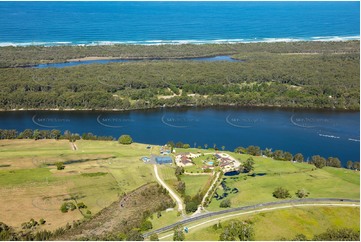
158 202 360 240
153 164 184 213
143 198 360 238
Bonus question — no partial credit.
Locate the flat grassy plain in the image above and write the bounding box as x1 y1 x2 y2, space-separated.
184 206 360 241
0 140 359 238
207 152 360 210
158 164 177 185
181 174 212 197
0 139 155 231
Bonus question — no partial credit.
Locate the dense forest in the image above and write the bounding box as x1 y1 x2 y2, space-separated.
0 41 359 111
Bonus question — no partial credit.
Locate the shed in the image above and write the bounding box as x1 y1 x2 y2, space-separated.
155 156 173 164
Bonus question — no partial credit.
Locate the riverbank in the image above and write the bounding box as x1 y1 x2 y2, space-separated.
0 103 359 112
65 55 236 62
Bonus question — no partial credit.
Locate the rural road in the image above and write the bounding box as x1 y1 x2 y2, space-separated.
143 198 360 239
158 203 360 240
153 164 184 213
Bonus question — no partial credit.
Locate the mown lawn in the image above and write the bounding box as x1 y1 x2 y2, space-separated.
184 206 360 241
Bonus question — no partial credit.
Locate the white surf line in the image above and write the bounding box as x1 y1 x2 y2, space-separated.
153 164 184 213
159 203 359 240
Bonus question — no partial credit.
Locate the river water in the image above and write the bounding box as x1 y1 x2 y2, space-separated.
0 107 359 165
32 56 241 68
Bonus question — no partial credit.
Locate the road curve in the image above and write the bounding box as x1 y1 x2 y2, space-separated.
153 164 184 213
143 198 360 238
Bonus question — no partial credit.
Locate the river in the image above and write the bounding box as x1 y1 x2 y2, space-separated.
0 107 359 165
33 56 241 68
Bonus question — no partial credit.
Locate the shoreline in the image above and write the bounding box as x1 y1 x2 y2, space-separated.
0 37 360 48
65 54 235 62
0 104 358 113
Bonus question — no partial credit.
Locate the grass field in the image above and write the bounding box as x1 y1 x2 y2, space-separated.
207 152 360 210
157 162 213 198
181 174 212 197
184 206 360 241
1 139 359 238
158 164 177 184
0 139 155 231
149 210 180 231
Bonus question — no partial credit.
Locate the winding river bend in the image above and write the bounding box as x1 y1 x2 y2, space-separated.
0 107 359 165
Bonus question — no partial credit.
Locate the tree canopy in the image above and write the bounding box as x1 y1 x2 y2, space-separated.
118 134 133 145
0 41 359 111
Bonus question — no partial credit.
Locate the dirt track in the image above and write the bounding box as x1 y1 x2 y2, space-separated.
153 164 184 213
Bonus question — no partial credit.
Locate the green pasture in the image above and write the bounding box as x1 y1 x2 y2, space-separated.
184 206 360 241
0 139 157 229
181 174 212 197
207 154 359 210
0 139 359 234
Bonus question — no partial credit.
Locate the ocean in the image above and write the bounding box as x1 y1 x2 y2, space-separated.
0 1 359 46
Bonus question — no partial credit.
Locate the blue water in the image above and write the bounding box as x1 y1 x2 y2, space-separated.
33 56 241 68
0 108 359 165
0 1 359 46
